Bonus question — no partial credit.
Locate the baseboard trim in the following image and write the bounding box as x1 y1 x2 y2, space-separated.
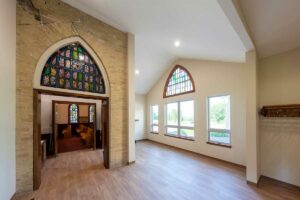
259 175 300 190
247 180 258 187
10 192 16 200
127 160 135 165
10 190 33 200
146 139 246 169
135 139 148 142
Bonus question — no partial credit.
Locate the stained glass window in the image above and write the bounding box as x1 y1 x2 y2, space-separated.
41 43 105 94
89 105 95 123
164 65 195 97
69 104 78 123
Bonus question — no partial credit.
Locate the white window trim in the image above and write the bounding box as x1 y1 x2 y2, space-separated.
207 95 231 146
150 105 159 133
165 100 195 139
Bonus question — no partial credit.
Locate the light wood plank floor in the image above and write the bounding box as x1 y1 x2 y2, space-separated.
15 140 300 200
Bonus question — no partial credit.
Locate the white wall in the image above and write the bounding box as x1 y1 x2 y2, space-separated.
259 47 300 186
135 94 146 140
41 95 102 134
245 51 260 183
146 58 248 166
259 47 300 106
0 0 16 199
128 33 136 163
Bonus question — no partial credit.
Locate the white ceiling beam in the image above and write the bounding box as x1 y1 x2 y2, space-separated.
217 0 255 51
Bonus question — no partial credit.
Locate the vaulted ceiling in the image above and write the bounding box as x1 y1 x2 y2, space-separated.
62 0 253 94
240 0 300 58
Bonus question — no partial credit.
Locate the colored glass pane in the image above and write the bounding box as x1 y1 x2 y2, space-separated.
73 51 78 60
78 72 83 81
40 43 105 94
165 66 194 97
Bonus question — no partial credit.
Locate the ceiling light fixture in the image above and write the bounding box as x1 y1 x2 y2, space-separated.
174 40 181 47
135 70 140 75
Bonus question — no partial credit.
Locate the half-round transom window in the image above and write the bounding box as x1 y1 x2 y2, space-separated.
164 65 195 98
41 43 105 94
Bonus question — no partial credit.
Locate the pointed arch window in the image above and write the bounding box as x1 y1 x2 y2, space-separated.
89 105 95 123
40 43 105 94
69 104 79 123
164 65 195 98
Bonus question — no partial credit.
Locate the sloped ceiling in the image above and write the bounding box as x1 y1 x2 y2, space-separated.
240 0 300 58
63 0 249 94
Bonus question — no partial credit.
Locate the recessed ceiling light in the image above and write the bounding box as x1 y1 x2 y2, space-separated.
135 70 140 75
174 40 181 47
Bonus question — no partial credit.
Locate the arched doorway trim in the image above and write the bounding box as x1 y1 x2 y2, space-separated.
32 36 111 190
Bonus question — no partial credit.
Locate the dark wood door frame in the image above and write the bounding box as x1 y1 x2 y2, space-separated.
33 90 42 189
33 89 110 190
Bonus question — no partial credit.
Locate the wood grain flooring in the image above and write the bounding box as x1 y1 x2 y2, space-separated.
14 140 300 200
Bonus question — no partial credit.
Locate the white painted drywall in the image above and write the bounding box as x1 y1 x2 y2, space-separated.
0 0 16 199
146 58 248 166
259 47 300 186
128 33 136 163
135 94 146 140
41 95 102 134
245 50 260 183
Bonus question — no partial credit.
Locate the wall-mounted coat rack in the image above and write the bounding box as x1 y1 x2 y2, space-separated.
260 104 300 117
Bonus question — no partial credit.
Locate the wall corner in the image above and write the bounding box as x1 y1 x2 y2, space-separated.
128 33 136 163
245 50 260 183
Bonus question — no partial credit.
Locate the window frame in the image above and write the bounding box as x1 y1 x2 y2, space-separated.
207 95 231 147
150 105 159 134
163 65 195 98
165 100 195 140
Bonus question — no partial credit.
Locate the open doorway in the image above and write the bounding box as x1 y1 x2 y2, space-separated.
44 95 101 156
32 38 111 190
33 90 110 190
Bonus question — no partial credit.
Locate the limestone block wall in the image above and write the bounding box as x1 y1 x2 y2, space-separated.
16 0 128 193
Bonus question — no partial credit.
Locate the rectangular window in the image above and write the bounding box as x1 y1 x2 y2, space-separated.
151 105 159 133
165 100 194 139
208 95 231 146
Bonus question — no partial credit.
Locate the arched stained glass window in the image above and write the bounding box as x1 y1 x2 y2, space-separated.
164 65 195 98
69 104 78 123
41 43 105 94
89 105 95 123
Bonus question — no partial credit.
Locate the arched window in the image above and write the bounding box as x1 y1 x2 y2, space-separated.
40 43 105 94
164 65 195 98
89 105 95 123
69 104 79 123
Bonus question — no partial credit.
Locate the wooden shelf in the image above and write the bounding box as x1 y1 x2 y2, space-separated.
260 104 300 117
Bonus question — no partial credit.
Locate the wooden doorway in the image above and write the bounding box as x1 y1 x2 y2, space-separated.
33 89 110 190
52 101 97 155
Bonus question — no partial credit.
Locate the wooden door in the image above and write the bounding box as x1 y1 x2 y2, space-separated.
33 91 42 190
101 99 109 168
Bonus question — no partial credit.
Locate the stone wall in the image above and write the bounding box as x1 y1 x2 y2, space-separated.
16 0 128 193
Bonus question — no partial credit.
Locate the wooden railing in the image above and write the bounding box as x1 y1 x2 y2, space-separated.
260 104 300 117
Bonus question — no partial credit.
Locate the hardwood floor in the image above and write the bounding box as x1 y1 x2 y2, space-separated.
15 140 300 200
